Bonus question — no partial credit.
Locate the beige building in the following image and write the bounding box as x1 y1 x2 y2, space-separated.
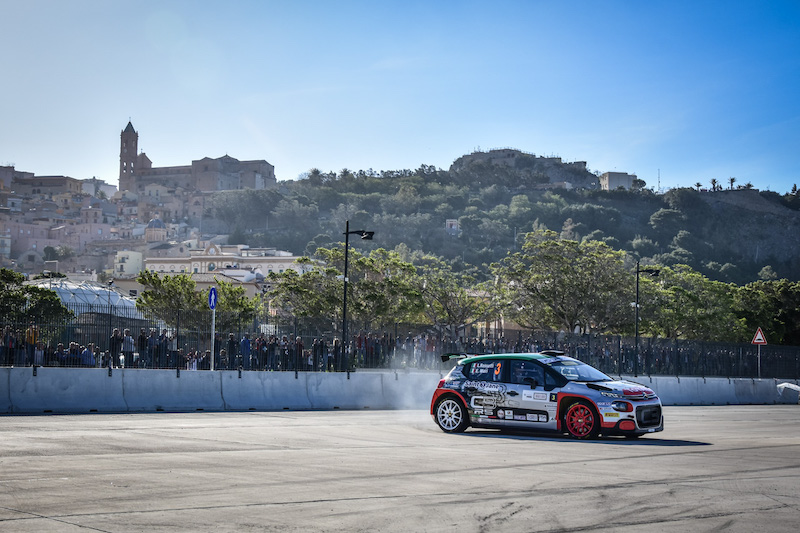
114 250 143 278
11 175 84 197
144 243 307 278
600 172 636 191
119 122 277 194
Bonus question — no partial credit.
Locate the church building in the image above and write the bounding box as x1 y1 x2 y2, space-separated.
119 122 276 194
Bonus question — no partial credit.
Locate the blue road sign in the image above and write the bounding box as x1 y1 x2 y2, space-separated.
208 287 217 310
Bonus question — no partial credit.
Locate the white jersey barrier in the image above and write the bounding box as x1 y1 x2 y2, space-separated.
1 367 797 414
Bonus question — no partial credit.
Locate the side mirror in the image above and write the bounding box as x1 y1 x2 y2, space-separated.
523 376 539 389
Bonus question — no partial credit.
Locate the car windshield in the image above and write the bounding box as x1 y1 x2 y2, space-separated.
540 358 611 382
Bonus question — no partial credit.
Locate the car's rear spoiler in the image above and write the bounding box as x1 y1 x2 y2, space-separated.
440 352 474 362
539 350 566 356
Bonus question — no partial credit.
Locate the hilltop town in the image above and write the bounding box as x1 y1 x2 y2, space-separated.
0 124 636 286
0 122 303 295
3 123 798 295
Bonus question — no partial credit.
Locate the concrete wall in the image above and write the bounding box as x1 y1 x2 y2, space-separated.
0 367 444 414
619 375 798 406
1 368 797 415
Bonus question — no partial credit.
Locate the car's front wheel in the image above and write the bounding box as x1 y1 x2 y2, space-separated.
563 400 599 439
435 397 469 433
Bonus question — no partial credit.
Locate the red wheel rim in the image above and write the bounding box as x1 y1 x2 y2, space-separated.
566 404 594 436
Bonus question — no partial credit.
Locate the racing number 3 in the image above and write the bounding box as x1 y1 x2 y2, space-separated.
494 362 502 377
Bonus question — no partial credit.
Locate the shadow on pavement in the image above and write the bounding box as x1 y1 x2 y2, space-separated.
458 429 711 446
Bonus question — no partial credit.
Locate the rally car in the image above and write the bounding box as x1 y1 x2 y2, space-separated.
430 351 663 439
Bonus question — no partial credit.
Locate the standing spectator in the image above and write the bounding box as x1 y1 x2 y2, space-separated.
185 349 197 371
325 339 334 371
167 331 178 368
147 329 158 369
227 333 238 370
53 343 67 366
25 321 39 366
80 344 96 367
109 328 122 368
240 333 252 370
267 335 278 371
332 338 341 372
136 328 148 368
33 342 45 366
279 335 289 370
158 329 169 368
213 332 222 370
294 337 305 371
312 338 322 371
121 329 135 369
1 326 14 366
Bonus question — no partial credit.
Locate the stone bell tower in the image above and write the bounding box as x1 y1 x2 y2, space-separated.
119 121 138 192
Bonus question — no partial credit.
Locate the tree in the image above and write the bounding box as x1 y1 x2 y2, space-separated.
710 178 719 191
266 248 422 336
43 246 59 261
0 268 73 324
729 177 736 190
415 256 497 341
492 230 631 333
642 264 744 341
136 271 257 333
734 280 800 345
694 182 702 191
649 209 685 243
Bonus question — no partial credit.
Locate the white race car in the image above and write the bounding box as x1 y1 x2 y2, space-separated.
431 351 664 439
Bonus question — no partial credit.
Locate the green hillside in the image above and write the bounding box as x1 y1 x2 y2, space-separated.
204 151 800 284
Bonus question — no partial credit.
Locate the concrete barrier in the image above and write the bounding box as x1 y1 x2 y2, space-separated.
122 369 224 412
0 368 795 414
6 367 127 413
621 375 786 405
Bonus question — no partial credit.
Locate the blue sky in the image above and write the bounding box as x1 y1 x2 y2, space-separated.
2 0 799 193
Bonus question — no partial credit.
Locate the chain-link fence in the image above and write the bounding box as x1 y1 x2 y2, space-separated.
2 304 798 379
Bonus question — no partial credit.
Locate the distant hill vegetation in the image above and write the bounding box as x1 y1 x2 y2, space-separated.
204 149 800 284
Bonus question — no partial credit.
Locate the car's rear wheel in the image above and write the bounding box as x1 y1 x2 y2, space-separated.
435 397 469 433
563 400 599 439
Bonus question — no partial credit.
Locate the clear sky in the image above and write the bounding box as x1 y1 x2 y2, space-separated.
2 0 799 193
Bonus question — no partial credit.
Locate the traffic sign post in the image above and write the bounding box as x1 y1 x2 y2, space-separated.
209 287 217 371
751 327 767 378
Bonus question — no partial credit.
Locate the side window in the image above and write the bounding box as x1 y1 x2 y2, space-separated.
466 360 504 382
509 360 544 385
544 368 567 389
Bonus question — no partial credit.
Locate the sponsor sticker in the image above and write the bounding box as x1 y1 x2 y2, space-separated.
505 410 513 419
539 414 548 422
605 412 620 418
514 415 526 421
526 413 538 421
522 390 534 401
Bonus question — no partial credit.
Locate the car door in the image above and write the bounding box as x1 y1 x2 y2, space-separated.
461 358 508 427
501 359 559 431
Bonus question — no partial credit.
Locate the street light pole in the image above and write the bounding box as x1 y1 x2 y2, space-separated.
341 220 374 372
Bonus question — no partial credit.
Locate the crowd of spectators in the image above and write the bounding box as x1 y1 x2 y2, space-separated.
1 323 795 378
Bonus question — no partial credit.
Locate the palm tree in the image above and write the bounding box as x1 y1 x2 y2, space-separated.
694 182 702 191
729 177 736 190
710 178 719 192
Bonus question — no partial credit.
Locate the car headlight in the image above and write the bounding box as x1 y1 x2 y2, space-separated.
611 401 633 412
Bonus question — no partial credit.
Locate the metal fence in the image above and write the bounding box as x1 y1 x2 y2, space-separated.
2 304 798 379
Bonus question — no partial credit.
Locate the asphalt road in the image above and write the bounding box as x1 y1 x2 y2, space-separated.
1 406 799 532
